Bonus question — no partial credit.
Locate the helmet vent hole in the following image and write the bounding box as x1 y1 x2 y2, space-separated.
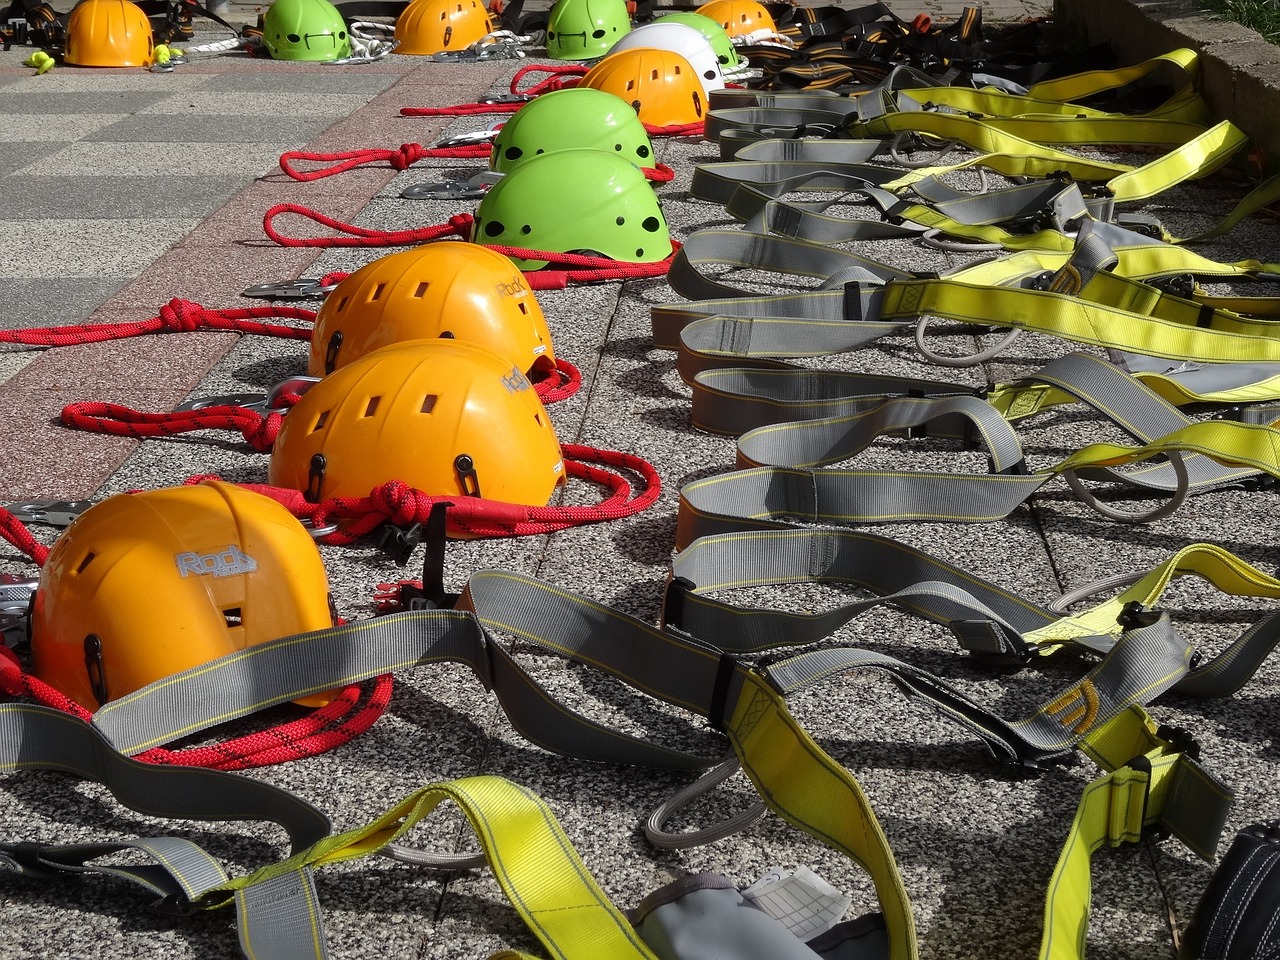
616 216 625 226
518 302 528 315
413 281 430 298
651 68 660 80
312 410 330 433
421 394 438 413
363 397 381 418
614 143 622 151
520 225 531 235
504 146 523 160
334 295 349 313
625 79 635 91
705 70 715 79
223 608 243 628
76 552 96 574
534 412 543 426
370 282 386 301
591 28 604 37
642 216 661 232
484 221 504 237
287 32 300 41
638 145 650 158
635 247 644 257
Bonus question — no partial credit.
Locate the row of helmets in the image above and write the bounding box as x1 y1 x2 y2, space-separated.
30 79 684 711
53 0 779 66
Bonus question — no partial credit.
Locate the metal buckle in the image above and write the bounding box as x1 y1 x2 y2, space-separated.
175 375 319 415
240 279 336 300
433 129 501 149
477 93 533 105
4 500 95 527
401 170 501 201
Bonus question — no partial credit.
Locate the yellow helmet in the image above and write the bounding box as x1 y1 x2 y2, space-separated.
308 243 556 379
271 339 565 508
395 0 492 54
694 0 777 38
580 48 707 126
29 482 335 711
63 0 154 67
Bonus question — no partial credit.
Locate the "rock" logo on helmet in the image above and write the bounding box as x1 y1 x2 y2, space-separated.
494 276 528 297
175 545 260 578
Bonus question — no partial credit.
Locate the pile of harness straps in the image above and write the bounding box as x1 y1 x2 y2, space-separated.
5 3 1280 960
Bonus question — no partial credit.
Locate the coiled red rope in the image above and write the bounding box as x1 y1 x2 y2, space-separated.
188 441 662 542
0 298 315 348
279 140 494 181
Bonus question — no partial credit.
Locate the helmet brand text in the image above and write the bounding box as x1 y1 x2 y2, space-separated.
175 545 260 578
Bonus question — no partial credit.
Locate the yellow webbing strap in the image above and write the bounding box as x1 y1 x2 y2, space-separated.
1024 49 1202 114
878 277 1280 365
218 776 659 960
722 669 917 960
1041 707 1233 960
1024 543 1280 650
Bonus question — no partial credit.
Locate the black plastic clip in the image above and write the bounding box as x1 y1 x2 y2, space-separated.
378 522 423 568
1117 600 1161 630
1155 723 1201 762
662 575 696 631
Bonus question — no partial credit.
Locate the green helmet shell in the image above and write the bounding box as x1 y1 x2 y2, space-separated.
489 89 658 175
656 11 741 69
544 0 630 61
473 149 670 269
262 0 351 60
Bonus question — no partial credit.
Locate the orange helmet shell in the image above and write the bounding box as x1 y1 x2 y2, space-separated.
64 0 155 66
272 339 565 509
694 0 776 38
309 243 555 379
29 482 334 710
580 48 707 127
395 0 493 54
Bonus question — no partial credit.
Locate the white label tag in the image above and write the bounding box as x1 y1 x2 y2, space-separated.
741 866 852 941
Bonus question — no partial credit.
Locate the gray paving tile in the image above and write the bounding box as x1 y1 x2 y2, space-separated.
3 174 244 219
198 71 402 93
0 142 61 176
18 141 291 177
0 219 198 278
0 113 126 143
3 91 174 114
84 112 336 144
5 278 131 326
136 90 379 117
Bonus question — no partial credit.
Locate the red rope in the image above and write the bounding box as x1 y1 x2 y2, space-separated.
400 64 588 117
0 506 50 566
262 206 476 248
215 441 661 542
60 401 287 452
279 141 494 181
0 298 315 348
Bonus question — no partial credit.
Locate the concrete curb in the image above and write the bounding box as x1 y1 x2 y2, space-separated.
1056 0 1280 162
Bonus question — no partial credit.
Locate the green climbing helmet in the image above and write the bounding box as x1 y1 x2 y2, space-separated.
472 148 670 269
261 0 351 60
544 0 629 61
489 89 659 176
655 11 741 70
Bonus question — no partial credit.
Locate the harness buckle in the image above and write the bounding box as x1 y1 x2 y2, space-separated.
4 500 95 527
1155 723 1201 762
1148 273 1196 299
1022 270 1056 292
240 278 335 300
1117 600 1161 630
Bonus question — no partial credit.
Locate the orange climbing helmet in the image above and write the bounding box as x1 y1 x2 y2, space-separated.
308 243 556 379
271 339 565 508
694 0 777 38
394 0 492 55
63 0 154 67
29 481 336 711
579 48 707 127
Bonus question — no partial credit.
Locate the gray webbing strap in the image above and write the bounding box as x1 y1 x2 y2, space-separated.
90 608 714 771
688 160 901 207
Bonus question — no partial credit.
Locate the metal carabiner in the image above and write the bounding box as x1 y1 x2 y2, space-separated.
241 278 335 300
4 500 96 527
264 375 320 409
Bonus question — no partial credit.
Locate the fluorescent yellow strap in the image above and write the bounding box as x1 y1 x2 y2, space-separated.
725 669 917 960
878 279 1280 365
1054 418 1280 477
1026 543 1280 648
1025 48 1202 114
220 776 658 960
